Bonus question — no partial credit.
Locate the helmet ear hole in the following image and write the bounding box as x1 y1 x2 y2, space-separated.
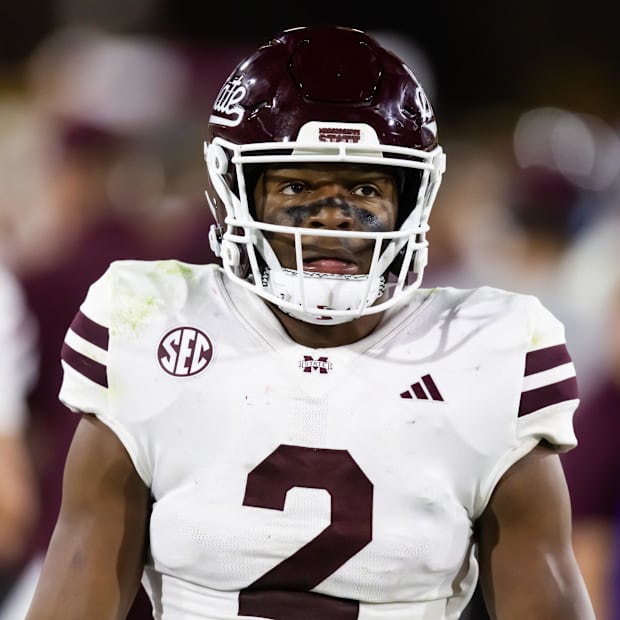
208 144 229 175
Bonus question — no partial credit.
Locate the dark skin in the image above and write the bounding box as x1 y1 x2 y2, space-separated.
25 164 594 619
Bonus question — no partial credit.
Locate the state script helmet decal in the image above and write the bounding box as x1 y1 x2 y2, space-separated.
209 75 246 127
157 326 214 377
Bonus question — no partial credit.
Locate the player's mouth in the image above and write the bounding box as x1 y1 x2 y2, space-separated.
303 257 359 275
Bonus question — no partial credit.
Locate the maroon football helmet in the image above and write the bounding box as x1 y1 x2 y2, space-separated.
204 25 446 324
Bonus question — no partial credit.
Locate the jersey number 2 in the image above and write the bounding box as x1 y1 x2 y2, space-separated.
238 444 373 619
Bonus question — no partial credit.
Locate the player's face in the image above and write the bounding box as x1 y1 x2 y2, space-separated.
253 164 399 275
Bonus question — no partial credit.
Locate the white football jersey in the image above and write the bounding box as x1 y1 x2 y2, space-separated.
59 260 579 620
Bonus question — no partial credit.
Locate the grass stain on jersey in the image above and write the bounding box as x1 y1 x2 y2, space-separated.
113 295 158 334
155 260 195 281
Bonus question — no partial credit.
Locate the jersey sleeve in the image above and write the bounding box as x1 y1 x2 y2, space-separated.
515 295 579 453
58 259 182 487
475 292 580 518
59 265 114 418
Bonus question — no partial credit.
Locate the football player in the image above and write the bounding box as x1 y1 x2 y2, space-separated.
25 25 594 619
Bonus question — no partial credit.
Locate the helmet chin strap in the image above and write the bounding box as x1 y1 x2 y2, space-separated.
262 266 386 325
253 228 388 324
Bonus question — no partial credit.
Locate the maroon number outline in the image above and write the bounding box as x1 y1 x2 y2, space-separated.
238 444 373 619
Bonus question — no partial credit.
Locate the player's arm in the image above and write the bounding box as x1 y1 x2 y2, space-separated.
476 443 595 620
25 413 150 620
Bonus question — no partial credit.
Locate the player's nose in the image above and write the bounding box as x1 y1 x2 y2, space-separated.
306 185 355 230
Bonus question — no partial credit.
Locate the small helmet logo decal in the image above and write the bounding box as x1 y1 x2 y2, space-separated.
209 75 247 127
158 327 214 376
415 86 434 123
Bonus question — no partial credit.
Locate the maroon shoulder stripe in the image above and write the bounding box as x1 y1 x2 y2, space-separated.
69 311 109 350
518 376 578 417
524 344 571 376
61 342 108 388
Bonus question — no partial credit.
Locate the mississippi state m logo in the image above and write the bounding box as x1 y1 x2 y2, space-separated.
158 327 214 376
299 355 332 374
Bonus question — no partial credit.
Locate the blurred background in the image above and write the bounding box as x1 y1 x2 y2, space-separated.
0 1 619 619
2 0 620 114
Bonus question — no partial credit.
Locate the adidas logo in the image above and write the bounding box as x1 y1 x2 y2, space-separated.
400 374 444 401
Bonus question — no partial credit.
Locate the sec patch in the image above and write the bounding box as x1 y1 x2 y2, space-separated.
157 327 214 377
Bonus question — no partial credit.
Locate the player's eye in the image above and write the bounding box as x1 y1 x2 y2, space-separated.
352 184 380 198
281 182 306 195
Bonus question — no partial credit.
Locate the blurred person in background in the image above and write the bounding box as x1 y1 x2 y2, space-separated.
490 165 583 297
506 107 620 399
422 134 513 291
0 262 39 601
561 280 620 620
